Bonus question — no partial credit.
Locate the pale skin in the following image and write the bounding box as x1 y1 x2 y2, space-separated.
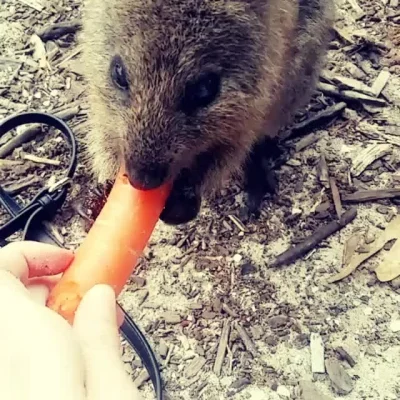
0 241 142 400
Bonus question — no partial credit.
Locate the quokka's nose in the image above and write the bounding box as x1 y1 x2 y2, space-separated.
126 162 169 191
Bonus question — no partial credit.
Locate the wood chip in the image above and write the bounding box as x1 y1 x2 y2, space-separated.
17 0 44 11
330 178 342 219
347 0 366 19
213 319 231 376
161 311 181 324
310 333 325 373
371 70 390 97
330 74 375 97
299 381 333 400
133 370 150 388
351 144 392 177
186 356 207 379
325 359 354 395
317 154 330 189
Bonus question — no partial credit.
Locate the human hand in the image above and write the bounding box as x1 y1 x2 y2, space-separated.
0 241 142 400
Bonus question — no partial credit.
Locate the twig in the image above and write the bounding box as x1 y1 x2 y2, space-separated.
324 72 375 96
234 322 258 357
342 188 400 203
37 20 82 41
228 215 248 232
23 154 61 166
295 133 320 152
55 46 82 69
336 346 356 368
213 319 231 376
7 63 22 85
271 207 358 268
284 102 346 140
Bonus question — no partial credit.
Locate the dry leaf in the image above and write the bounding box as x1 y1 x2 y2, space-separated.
342 232 363 267
375 236 400 282
328 216 400 283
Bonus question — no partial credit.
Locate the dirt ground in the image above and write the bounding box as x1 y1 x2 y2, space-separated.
1 0 400 399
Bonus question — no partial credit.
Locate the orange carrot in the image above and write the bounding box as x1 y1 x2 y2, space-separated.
47 167 171 324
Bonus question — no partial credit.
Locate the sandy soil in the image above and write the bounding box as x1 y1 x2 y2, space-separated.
1 0 400 399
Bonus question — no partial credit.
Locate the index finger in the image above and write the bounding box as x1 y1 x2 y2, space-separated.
0 241 74 283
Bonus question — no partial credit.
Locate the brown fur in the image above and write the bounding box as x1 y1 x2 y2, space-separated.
80 0 334 195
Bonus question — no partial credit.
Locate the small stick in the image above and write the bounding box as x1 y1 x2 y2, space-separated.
342 189 400 203
295 133 320 152
228 214 247 232
284 102 346 140
234 322 258 357
330 178 343 219
23 154 61 166
317 82 386 106
271 207 358 268
213 319 231 376
37 20 82 41
222 303 238 318
336 346 356 368
55 46 83 69
4 176 41 195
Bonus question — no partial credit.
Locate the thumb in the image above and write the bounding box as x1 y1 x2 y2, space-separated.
73 285 142 400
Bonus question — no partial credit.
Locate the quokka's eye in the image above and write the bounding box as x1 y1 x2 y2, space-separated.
110 55 129 91
181 72 221 114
